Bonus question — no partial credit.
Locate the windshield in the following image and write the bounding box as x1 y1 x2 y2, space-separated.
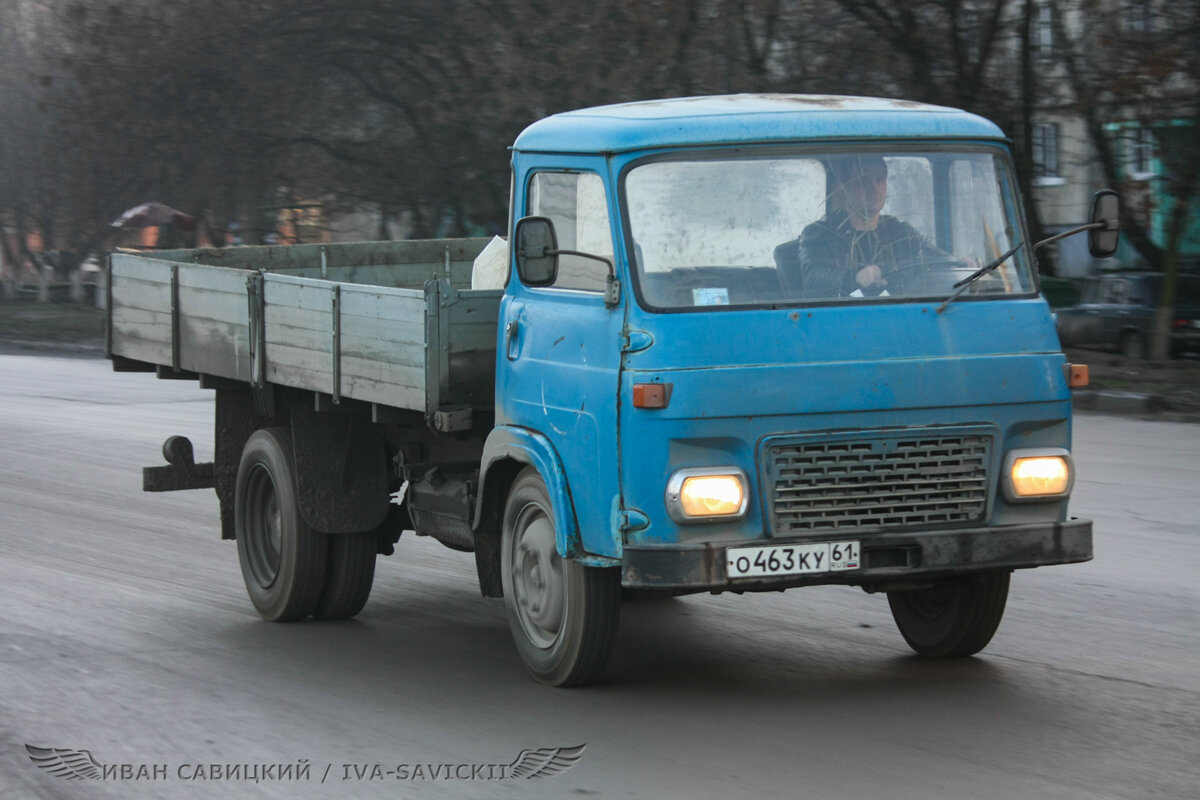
624 149 1034 310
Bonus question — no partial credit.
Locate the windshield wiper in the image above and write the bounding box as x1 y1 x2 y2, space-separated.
935 242 1023 313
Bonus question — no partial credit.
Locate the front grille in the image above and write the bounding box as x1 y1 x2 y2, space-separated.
767 432 991 533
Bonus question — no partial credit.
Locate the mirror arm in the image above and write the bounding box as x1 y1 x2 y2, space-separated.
546 249 614 277
1034 221 1107 251
547 249 621 307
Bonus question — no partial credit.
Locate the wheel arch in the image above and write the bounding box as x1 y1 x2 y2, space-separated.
214 385 389 537
473 426 581 597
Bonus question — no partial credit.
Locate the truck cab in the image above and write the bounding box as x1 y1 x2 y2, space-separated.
488 95 1096 683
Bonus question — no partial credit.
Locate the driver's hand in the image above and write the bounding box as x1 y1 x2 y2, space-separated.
855 264 885 288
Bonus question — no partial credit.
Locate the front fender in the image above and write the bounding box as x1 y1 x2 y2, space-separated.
476 425 581 558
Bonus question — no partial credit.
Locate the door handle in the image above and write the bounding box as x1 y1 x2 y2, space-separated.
506 319 520 360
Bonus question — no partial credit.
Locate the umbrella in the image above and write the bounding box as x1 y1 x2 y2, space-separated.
111 202 196 232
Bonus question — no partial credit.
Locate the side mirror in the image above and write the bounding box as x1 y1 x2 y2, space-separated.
1088 190 1120 259
514 216 558 287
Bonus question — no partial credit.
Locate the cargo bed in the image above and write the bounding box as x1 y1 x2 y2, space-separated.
107 238 500 428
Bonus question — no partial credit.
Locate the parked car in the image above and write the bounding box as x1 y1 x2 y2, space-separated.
1055 272 1200 358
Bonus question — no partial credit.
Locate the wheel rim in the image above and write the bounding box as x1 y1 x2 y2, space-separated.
509 502 565 649
243 464 282 589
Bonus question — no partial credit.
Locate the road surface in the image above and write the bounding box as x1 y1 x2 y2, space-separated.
2 354 1197 799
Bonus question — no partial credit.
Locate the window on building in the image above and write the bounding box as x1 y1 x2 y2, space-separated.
1034 3 1054 61
961 9 981 64
1123 0 1153 34
1127 127 1156 178
1032 122 1060 179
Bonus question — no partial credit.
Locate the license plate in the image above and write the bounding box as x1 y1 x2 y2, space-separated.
726 541 860 579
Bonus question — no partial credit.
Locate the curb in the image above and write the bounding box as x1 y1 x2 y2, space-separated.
1072 389 1166 415
1073 389 1200 422
0 339 106 358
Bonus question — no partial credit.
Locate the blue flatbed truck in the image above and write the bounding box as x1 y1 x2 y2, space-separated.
108 95 1117 686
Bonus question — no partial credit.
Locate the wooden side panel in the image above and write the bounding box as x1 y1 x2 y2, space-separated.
108 241 500 415
109 254 172 365
262 275 429 409
176 265 253 382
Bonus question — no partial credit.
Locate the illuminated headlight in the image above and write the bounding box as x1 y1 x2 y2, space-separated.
666 467 749 523
1002 449 1074 502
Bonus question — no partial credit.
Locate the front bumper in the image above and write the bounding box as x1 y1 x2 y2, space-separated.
621 518 1092 593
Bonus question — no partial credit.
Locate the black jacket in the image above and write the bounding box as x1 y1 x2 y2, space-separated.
796 210 943 297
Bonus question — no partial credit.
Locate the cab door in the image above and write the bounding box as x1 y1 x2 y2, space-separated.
498 160 626 558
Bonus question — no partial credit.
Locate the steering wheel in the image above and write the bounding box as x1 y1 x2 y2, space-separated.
880 257 978 295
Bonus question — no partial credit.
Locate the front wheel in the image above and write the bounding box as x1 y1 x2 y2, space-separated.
501 468 620 686
887 572 1010 658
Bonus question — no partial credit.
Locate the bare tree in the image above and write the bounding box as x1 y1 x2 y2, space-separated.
1051 0 1200 358
18 0 1187 325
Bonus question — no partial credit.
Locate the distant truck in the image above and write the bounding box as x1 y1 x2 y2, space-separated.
108 95 1118 686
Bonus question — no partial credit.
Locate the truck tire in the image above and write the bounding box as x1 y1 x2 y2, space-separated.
887 572 1010 658
501 467 620 686
312 532 377 620
235 428 328 621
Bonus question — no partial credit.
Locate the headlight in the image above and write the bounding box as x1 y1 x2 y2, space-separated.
1002 449 1073 502
666 467 749 523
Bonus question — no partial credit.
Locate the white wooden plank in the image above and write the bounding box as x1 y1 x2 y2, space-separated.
262 279 336 314
264 345 426 410
263 309 424 350
179 318 250 365
339 285 427 317
181 340 253 382
263 321 425 369
338 374 425 409
264 303 330 337
110 277 172 314
264 340 426 387
110 255 175 284
177 286 253 327
110 303 170 327
110 328 171 364
177 263 253 290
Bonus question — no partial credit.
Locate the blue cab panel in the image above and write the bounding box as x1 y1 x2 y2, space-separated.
501 95 1081 565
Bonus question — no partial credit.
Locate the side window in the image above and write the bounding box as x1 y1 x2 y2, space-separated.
1102 279 1130 305
528 172 613 292
881 156 935 241
1080 279 1101 304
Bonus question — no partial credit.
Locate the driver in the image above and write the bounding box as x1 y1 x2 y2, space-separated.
797 155 951 297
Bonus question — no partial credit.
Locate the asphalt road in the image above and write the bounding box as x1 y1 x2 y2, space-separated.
2 354 1198 799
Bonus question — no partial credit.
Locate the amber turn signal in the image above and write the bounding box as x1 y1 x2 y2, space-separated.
1067 363 1089 388
633 383 672 409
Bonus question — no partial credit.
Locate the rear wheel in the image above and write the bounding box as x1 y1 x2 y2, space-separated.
312 532 377 620
887 572 1010 658
235 428 327 621
501 468 620 686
